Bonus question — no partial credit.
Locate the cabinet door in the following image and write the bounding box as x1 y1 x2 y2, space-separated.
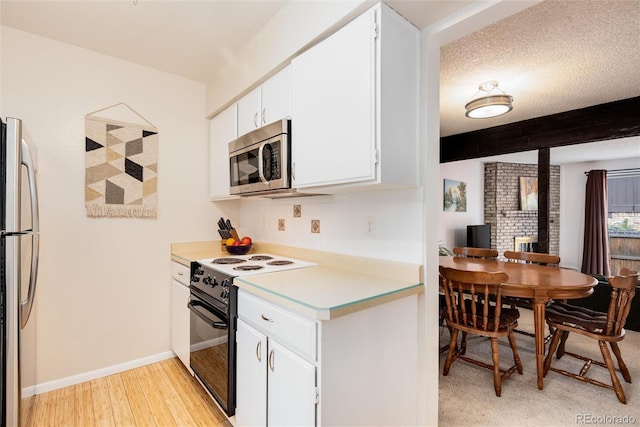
210 104 238 200
236 320 267 427
261 65 291 126
268 340 316 427
170 279 191 373
237 87 261 137
291 9 376 188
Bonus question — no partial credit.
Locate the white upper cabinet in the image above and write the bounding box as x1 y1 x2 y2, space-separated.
291 3 419 191
209 104 238 200
237 65 291 137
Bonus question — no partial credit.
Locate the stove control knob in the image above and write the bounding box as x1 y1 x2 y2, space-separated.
190 276 200 283
203 276 212 285
210 277 219 288
194 267 204 276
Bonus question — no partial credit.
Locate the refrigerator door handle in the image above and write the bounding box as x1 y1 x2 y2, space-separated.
20 138 40 328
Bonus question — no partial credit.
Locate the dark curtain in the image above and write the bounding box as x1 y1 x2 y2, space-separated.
581 169 610 276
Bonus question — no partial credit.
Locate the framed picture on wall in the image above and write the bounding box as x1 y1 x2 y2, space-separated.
519 177 538 210
443 179 467 212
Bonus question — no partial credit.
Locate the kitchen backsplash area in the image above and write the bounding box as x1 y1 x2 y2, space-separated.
234 188 423 264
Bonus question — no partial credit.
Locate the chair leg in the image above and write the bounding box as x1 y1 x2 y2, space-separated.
599 340 626 404
490 337 502 397
507 331 523 374
543 329 562 376
443 329 459 376
460 332 468 355
556 330 569 359
609 342 632 383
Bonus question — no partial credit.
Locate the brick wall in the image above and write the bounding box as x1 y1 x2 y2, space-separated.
484 162 560 258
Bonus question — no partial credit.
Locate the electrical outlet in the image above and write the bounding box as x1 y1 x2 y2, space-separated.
311 219 320 233
366 216 375 236
278 219 285 231
293 205 302 218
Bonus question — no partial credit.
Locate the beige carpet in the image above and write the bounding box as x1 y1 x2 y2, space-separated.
438 308 640 426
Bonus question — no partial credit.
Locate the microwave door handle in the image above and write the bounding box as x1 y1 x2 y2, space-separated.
257 142 269 184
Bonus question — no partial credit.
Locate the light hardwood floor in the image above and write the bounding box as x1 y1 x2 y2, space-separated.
23 357 232 427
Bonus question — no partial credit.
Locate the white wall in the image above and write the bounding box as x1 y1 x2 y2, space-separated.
559 157 639 270
439 159 485 250
234 189 423 264
1 26 222 385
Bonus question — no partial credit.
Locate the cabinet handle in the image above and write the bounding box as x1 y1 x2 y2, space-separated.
256 340 262 363
261 314 274 322
253 112 258 128
261 108 266 125
177 272 184 276
269 349 275 372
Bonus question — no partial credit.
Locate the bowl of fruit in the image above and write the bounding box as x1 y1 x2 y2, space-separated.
223 236 252 255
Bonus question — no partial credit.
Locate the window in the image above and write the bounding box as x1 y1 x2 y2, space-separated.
607 171 640 235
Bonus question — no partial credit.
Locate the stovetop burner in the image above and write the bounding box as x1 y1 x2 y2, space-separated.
248 255 273 261
267 260 293 266
212 257 246 264
197 253 318 277
233 265 264 271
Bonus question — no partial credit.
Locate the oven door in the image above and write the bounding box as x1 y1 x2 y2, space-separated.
229 133 289 195
188 289 235 416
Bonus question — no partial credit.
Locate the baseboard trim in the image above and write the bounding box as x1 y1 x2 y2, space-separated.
25 351 176 397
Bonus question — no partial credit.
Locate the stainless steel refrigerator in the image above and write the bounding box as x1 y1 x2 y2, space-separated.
1 117 40 427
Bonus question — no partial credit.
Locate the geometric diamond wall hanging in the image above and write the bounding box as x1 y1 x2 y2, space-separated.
85 103 158 218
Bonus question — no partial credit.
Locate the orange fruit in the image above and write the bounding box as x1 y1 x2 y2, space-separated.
225 237 236 246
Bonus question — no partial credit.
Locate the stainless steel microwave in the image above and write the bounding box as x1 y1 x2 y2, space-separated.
228 119 291 196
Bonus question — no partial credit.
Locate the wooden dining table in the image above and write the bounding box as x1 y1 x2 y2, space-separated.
439 256 597 390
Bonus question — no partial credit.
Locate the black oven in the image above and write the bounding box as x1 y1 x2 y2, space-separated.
189 264 237 416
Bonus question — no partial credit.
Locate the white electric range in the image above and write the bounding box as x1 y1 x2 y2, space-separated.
187 253 317 417
196 253 318 277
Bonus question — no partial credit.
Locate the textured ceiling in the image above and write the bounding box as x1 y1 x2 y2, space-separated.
439 0 640 137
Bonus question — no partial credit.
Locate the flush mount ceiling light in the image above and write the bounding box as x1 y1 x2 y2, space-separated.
465 80 513 119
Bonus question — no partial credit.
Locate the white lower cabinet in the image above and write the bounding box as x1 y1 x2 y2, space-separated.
268 340 316 426
236 320 267 426
236 319 316 427
170 262 191 373
236 288 419 426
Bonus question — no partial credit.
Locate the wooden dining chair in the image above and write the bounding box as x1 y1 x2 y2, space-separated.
543 268 639 404
503 250 560 266
453 246 498 259
503 250 562 338
439 266 523 397
440 247 496 353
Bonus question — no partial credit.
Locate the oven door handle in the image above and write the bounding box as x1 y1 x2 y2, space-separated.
188 300 228 329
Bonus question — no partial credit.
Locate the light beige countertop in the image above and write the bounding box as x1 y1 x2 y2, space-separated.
234 266 423 320
170 240 423 320
171 240 226 266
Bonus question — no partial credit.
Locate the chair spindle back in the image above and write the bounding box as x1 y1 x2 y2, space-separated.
606 269 639 336
503 250 560 266
453 247 498 259
440 266 508 333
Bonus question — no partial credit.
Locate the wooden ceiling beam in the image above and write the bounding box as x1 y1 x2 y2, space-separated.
440 96 640 163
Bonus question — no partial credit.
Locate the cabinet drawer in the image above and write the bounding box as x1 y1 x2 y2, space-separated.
171 262 190 286
238 290 317 362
